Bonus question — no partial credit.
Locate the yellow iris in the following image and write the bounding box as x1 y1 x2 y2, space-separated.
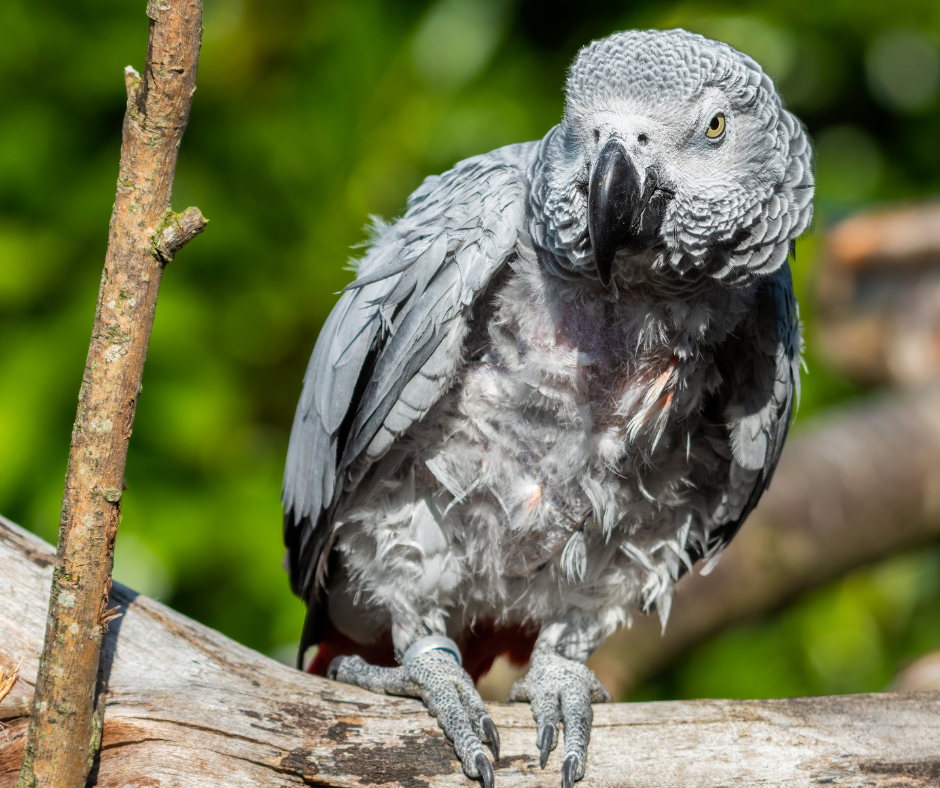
706 113 726 138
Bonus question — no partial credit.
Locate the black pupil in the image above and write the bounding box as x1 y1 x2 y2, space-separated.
710 116 720 130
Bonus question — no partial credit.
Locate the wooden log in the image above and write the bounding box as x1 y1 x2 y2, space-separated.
1 516 938 787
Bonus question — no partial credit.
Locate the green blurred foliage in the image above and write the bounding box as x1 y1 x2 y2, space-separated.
2 0 940 694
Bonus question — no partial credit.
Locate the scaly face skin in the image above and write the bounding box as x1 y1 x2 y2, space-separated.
296 28 814 788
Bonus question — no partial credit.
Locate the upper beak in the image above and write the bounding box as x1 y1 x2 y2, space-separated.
588 139 660 286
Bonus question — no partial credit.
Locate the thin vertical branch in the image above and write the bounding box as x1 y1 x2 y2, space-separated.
17 2 206 786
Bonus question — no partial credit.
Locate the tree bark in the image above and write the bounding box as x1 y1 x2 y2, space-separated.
17 3 206 786
585 383 940 698
0 516 938 788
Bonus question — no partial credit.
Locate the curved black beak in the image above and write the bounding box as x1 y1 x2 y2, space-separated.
588 139 665 286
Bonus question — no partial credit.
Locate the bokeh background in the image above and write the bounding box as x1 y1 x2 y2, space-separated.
3 0 940 699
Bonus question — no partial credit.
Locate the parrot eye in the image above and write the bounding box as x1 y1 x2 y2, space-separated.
705 113 726 139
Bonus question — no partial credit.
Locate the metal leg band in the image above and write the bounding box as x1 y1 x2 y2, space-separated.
401 635 462 667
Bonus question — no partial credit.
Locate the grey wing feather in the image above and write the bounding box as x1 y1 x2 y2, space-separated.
282 142 534 606
694 263 800 568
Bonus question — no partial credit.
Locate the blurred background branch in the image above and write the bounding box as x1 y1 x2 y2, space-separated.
2 0 940 708
818 203 940 385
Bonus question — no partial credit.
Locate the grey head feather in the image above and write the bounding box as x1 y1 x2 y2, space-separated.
533 28 813 284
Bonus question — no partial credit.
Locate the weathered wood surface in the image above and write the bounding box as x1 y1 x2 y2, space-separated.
587 383 940 698
1 517 938 787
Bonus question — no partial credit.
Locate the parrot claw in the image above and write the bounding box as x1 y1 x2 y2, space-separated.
481 715 500 760
561 753 580 788
325 655 344 681
475 751 495 788
538 723 556 768
328 650 496 786
509 644 605 786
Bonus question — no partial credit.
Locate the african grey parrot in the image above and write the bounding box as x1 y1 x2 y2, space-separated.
283 28 813 788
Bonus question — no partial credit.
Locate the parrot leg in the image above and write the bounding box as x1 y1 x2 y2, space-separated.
509 641 611 788
329 651 499 788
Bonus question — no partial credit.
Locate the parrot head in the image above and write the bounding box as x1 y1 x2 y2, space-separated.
534 28 814 287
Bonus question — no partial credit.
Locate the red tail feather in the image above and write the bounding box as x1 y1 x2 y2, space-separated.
307 619 538 683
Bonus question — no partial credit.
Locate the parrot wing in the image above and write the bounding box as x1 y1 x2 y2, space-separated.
694 262 801 569
283 142 534 614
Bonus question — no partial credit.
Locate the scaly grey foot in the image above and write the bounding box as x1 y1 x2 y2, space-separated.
509 643 611 788
329 651 499 788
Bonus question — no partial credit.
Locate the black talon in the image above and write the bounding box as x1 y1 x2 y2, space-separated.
561 753 579 788
482 716 500 760
538 724 555 769
475 751 495 788
326 656 344 680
